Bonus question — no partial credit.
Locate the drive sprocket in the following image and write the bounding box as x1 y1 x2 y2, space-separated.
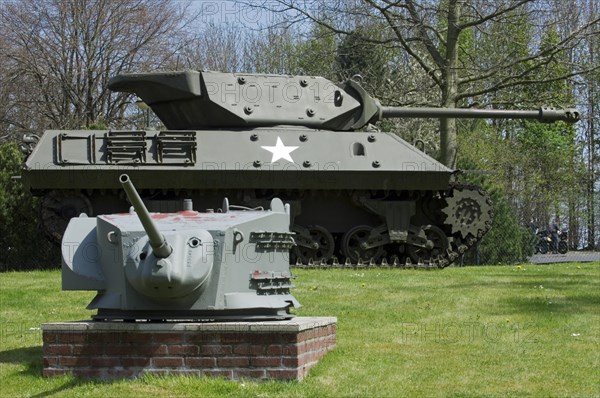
442 185 493 239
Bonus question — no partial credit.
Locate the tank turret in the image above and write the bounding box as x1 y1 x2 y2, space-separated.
61 174 299 320
24 70 581 268
108 70 579 130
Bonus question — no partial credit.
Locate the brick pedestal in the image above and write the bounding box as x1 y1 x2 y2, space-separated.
42 317 336 381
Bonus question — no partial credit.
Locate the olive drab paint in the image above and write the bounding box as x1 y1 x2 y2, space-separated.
22 71 580 268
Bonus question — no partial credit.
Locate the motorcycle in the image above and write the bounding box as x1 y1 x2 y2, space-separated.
535 229 568 254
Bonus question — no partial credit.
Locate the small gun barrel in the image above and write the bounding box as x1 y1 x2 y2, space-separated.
380 107 580 123
120 174 172 258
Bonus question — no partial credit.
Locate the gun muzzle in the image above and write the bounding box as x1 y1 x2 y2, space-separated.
538 107 580 123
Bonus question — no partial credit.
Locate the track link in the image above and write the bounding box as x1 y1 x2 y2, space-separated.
292 182 494 269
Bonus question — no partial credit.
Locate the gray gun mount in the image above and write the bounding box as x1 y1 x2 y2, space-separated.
61 175 299 321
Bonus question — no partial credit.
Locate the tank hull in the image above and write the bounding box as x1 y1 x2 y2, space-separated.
23 128 491 267
23 128 451 190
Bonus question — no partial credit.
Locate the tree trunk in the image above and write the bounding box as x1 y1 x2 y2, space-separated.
586 13 597 250
440 116 458 168
587 97 596 250
439 0 461 169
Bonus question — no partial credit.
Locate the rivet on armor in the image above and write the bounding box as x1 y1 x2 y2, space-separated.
250 133 259 141
299 79 308 87
306 108 315 117
244 106 253 115
368 134 376 142
253 160 262 168
372 160 381 168
237 76 246 84
299 134 308 142
303 160 311 168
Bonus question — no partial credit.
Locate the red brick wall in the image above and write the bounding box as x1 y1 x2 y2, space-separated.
42 320 336 381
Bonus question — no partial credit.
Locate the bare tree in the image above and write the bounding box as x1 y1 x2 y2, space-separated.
0 0 193 133
251 0 599 168
180 23 246 72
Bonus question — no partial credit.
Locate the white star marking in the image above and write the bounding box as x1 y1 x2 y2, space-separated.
261 136 299 163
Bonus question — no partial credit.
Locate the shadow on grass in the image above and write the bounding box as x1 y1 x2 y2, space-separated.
0 345 109 397
0 346 42 376
432 270 600 315
28 379 90 398
503 293 600 315
445 272 599 291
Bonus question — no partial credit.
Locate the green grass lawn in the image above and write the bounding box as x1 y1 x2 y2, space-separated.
1 263 599 397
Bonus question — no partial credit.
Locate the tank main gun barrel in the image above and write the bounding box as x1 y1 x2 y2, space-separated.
119 174 172 258
380 106 580 123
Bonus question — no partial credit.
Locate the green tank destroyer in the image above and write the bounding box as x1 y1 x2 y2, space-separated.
22 71 580 267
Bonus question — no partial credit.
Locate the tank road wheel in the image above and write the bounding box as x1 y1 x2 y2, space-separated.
41 191 93 243
442 186 493 240
292 225 335 264
407 225 449 264
341 225 384 263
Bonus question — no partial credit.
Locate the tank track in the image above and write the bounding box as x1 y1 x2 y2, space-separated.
292 182 494 269
39 183 493 270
